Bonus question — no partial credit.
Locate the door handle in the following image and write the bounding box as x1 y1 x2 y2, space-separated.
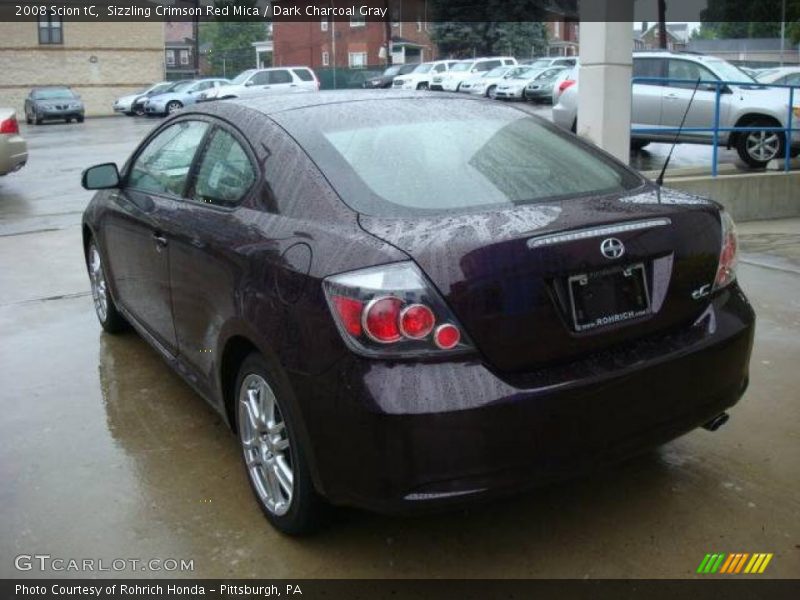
262 85 271 89
152 233 168 248
665 93 680 100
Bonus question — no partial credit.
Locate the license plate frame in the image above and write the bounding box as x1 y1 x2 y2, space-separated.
567 263 651 332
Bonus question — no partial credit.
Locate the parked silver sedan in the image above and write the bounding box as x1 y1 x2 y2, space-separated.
524 67 568 103
0 108 27 176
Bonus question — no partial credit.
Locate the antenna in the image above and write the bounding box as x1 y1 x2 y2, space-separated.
656 77 703 187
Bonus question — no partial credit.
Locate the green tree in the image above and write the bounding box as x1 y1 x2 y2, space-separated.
429 0 548 57
200 1 268 78
698 0 796 39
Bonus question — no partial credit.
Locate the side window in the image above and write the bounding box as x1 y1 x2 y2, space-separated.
251 71 270 85
633 57 667 85
192 128 256 207
127 121 208 197
434 64 445 73
667 59 718 89
784 74 800 86
292 68 314 82
269 70 293 84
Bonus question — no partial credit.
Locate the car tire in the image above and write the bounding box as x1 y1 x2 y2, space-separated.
631 140 650 151
735 119 785 168
77 116 84 123
417 83 429 91
133 107 145 117
487 86 498 99
35 114 42 125
235 352 326 536
166 101 183 115
65 118 72 123
86 241 128 334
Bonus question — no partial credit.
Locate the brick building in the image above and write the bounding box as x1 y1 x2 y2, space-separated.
165 21 199 81
545 18 580 56
273 0 435 69
0 19 163 116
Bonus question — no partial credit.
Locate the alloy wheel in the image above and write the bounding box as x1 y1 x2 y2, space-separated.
745 130 780 163
238 374 294 517
167 101 182 115
88 244 108 322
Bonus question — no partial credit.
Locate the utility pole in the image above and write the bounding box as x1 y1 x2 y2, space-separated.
384 0 393 67
657 0 667 49
780 0 786 66
194 0 200 77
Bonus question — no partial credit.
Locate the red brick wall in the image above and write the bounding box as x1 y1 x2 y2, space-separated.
273 0 436 69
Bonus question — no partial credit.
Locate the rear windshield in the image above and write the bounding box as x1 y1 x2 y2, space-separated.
278 100 641 217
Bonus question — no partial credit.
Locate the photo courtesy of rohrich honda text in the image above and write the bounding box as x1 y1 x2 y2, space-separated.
0 0 798 598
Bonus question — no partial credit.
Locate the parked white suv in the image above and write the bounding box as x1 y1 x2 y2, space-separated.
393 60 460 91
553 51 800 168
202 67 319 101
436 57 518 92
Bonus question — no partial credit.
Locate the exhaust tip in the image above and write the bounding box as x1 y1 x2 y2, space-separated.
703 412 730 432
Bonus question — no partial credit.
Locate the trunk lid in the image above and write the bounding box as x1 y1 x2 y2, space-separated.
359 186 723 373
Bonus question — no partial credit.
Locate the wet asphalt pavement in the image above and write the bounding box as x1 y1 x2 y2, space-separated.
0 116 798 579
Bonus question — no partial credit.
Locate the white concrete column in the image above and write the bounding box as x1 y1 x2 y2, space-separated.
578 6 634 163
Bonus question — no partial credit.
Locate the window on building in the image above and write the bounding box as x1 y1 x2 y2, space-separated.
554 21 561 39
38 16 63 45
322 51 330 67
417 15 422 32
348 52 367 69
166 50 176 67
321 18 328 32
350 15 365 27
180 50 189 66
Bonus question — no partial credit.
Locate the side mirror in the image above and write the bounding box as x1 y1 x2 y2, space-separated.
82 163 120 190
245 80 255 87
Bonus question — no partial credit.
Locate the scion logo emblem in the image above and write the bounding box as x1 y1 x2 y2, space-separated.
600 238 625 260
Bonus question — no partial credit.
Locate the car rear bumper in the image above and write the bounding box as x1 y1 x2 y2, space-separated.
0 135 28 176
292 285 755 513
552 102 576 130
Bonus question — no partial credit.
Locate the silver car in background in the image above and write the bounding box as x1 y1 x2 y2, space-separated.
0 108 27 176
524 67 568 103
463 66 517 98
113 82 171 116
553 51 800 168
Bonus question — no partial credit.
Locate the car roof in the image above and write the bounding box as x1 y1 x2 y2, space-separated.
219 90 471 117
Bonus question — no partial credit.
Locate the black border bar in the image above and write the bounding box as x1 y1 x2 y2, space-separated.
0 0 791 22
3 579 800 600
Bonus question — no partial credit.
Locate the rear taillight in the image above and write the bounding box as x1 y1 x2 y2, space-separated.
0 116 19 134
557 79 575 94
713 210 738 291
323 262 473 358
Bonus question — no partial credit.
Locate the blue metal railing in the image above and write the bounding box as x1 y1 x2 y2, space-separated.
630 76 799 176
